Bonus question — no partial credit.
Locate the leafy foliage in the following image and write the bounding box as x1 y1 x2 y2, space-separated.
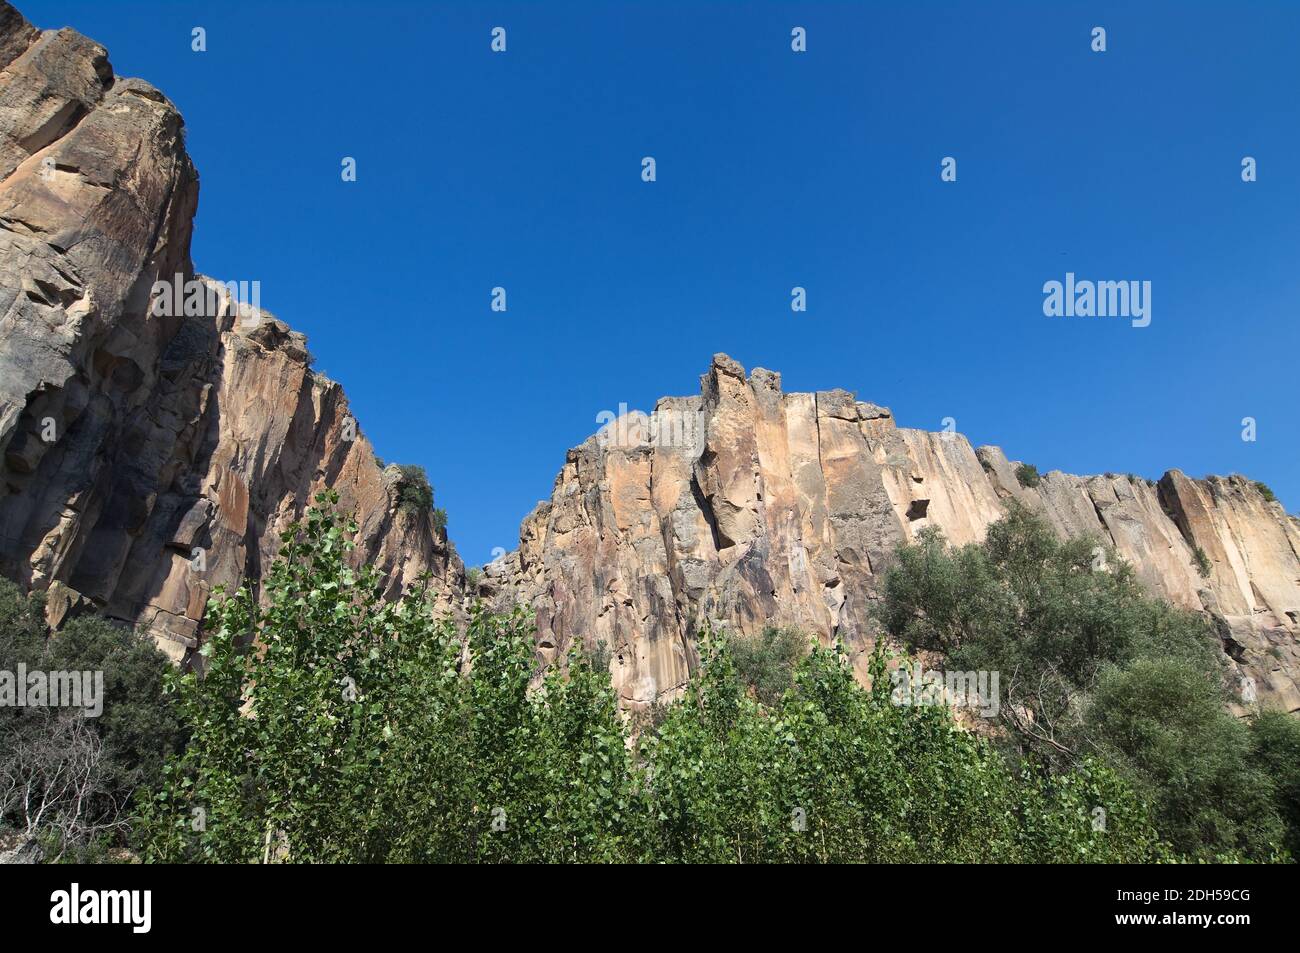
134 495 633 863
135 494 1169 863
729 625 808 706
1015 463 1041 488
1088 658 1285 860
1193 545 1212 578
1254 481 1277 504
880 503 1294 862
0 579 183 860
394 464 434 514
1251 711 1300 859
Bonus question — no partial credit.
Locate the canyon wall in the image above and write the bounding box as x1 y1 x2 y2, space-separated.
485 354 1300 714
0 3 461 663
1 2 1295 720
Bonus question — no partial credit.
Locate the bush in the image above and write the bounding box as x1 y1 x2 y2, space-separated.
1255 481 1277 504
729 625 808 706
880 503 1289 862
1193 546 1212 579
395 464 434 514
0 580 183 860
1015 463 1041 488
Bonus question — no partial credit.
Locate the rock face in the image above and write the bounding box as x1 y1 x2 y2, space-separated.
0 3 461 662
488 354 1300 714
1 2 1295 720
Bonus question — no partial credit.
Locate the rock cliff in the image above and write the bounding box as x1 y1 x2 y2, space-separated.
486 354 1300 714
1 2 1295 719
0 2 461 662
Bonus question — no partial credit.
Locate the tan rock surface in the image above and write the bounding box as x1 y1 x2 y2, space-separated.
492 354 1300 713
0 2 1294 721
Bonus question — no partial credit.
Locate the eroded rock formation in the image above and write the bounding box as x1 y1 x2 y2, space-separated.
486 354 1300 714
0 2 461 662
0 2 1295 722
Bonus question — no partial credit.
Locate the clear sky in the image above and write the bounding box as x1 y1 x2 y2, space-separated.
21 0 1299 565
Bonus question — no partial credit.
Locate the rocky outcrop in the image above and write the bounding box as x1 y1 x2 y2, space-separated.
487 354 1300 714
1 1 1294 720
0 3 460 662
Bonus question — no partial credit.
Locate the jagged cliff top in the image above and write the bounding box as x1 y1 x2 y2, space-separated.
488 351 1300 713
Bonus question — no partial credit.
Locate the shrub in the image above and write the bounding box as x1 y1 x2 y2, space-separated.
880 503 1288 862
394 464 434 514
1015 463 1041 488
1255 481 1277 504
729 625 808 706
0 580 183 861
1193 546 1212 579
583 639 612 673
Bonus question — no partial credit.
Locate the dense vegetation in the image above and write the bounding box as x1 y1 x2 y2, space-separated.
130 494 1159 862
122 494 1170 868
0 580 183 861
394 463 433 512
880 504 1299 862
6 494 1297 863
393 463 448 535
729 625 807 707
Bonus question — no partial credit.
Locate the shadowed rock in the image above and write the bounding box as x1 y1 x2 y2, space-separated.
0 2 462 662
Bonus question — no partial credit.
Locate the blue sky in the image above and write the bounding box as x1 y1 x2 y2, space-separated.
23 0 1299 565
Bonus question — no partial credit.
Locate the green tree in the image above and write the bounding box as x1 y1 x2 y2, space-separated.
1250 710 1300 858
135 494 1173 864
394 464 434 514
1087 658 1284 860
880 504 1288 862
0 579 182 861
136 495 634 863
729 625 808 706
